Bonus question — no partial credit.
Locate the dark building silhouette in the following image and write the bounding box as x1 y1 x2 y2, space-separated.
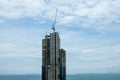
42 31 66 80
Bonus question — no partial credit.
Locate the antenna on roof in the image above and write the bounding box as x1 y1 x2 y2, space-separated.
52 8 58 32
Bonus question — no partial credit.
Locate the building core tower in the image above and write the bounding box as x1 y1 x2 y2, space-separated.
42 31 66 80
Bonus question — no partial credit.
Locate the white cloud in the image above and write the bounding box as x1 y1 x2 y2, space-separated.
0 53 41 58
0 43 41 58
0 43 16 52
0 0 119 32
80 48 96 53
83 0 100 8
59 16 74 25
112 45 120 53
0 0 45 19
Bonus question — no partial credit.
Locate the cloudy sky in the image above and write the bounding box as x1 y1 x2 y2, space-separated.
0 0 120 74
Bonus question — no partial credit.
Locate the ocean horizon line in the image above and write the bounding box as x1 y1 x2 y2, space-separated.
0 73 120 75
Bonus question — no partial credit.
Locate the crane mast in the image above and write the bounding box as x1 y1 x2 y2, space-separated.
52 8 58 32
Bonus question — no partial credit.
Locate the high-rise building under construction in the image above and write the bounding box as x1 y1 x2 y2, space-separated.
42 8 66 80
42 31 66 80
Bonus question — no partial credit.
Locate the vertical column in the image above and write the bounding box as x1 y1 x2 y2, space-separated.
55 32 60 80
42 39 46 80
60 49 66 80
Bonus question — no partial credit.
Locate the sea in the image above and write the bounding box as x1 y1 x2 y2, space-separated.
0 74 120 80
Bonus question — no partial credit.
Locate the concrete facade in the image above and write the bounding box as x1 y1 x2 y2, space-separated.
42 32 66 80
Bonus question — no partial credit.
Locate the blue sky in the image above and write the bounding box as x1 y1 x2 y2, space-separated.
0 0 120 74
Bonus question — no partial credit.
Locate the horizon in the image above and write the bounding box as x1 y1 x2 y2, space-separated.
1 73 120 75
0 0 120 74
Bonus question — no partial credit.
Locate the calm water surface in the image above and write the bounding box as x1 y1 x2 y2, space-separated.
0 74 120 80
